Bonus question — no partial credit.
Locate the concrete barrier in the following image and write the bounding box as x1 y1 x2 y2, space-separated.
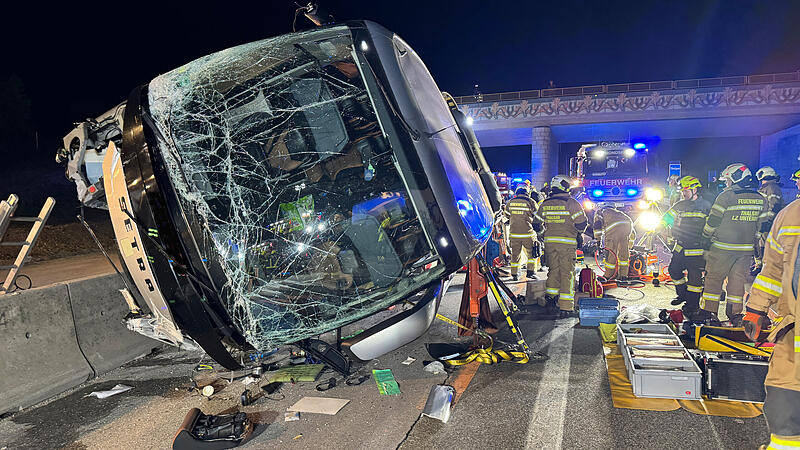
67 274 159 375
0 283 93 415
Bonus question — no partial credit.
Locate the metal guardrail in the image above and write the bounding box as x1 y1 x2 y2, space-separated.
454 71 800 105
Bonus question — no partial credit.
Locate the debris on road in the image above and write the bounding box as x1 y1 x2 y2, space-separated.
421 385 455 423
373 369 401 395
423 361 445 375
402 357 416 365
285 411 300 422
84 384 133 399
288 397 350 415
269 364 325 383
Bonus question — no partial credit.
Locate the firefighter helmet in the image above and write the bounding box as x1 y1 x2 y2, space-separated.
791 168 800 181
515 184 530 196
679 176 702 190
756 166 778 181
721 163 752 185
550 175 572 193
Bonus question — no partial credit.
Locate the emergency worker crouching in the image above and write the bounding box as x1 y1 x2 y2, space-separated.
792 168 800 200
503 184 542 281
700 163 770 324
742 198 800 449
535 175 588 318
593 204 633 280
661 176 711 319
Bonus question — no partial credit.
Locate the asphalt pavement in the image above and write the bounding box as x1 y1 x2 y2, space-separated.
0 266 769 450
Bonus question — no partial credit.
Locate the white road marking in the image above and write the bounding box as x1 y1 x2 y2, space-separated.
706 415 725 449
525 318 577 449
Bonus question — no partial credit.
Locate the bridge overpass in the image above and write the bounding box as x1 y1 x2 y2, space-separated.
454 72 800 189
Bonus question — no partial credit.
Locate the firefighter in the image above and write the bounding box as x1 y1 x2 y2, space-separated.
700 163 770 323
666 174 681 208
535 175 588 317
504 184 541 280
593 204 633 279
660 176 711 318
793 168 800 199
757 166 786 222
742 198 800 450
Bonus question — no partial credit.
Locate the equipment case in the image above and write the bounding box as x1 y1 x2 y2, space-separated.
695 352 769 403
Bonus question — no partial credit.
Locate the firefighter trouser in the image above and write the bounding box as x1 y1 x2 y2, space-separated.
603 234 630 279
667 247 705 312
509 234 538 274
763 329 800 449
544 240 577 311
701 248 752 317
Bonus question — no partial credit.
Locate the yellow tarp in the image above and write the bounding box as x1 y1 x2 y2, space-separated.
604 344 763 418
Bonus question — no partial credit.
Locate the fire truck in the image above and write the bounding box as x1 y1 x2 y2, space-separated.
570 142 663 213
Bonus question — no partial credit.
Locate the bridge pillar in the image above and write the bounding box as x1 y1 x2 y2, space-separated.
531 126 556 188
760 123 800 200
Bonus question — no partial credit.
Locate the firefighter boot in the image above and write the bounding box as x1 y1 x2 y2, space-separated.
545 294 559 315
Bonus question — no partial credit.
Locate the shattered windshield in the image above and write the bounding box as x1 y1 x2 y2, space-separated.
146 27 442 350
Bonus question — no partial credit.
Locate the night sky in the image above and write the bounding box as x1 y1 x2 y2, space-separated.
3 0 800 166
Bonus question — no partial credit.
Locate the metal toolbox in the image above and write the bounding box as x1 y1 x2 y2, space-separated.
617 323 702 400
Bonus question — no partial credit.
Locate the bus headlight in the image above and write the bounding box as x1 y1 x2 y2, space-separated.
645 188 663 202
637 200 649 210
639 211 660 231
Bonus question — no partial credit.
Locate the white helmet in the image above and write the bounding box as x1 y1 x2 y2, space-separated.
721 163 752 185
551 175 572 193
756 166 778 181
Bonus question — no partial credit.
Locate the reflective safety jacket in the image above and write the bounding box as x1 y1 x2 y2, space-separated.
534 192 588 246
703 187 769 253
746 200 800 383
504 194 539 238
759 180 785 222
593 207 632 241
662 197 712 251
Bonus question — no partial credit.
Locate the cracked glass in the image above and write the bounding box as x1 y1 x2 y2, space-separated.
146 27 442 350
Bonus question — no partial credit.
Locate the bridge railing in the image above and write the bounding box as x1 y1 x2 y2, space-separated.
453 71 800 105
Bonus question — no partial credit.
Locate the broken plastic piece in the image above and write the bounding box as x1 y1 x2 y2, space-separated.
373 369 401 395
423 361 445 374
84 384 133 399
288 396 349 415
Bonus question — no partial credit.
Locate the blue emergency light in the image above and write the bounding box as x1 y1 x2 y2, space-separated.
591 189 604 198
633 142 646 150
626 188 639 197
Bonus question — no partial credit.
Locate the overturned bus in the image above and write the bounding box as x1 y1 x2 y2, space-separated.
57 21 500 369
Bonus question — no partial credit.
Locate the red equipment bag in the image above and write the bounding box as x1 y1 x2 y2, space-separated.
579 267 604 297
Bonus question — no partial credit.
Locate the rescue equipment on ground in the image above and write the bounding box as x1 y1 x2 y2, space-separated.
577 298 619 327
694 352 769 403
173 408 251 449
432 256 547 365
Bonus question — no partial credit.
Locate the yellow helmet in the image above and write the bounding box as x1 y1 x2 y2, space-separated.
679 176 702 190
792 168 800 181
